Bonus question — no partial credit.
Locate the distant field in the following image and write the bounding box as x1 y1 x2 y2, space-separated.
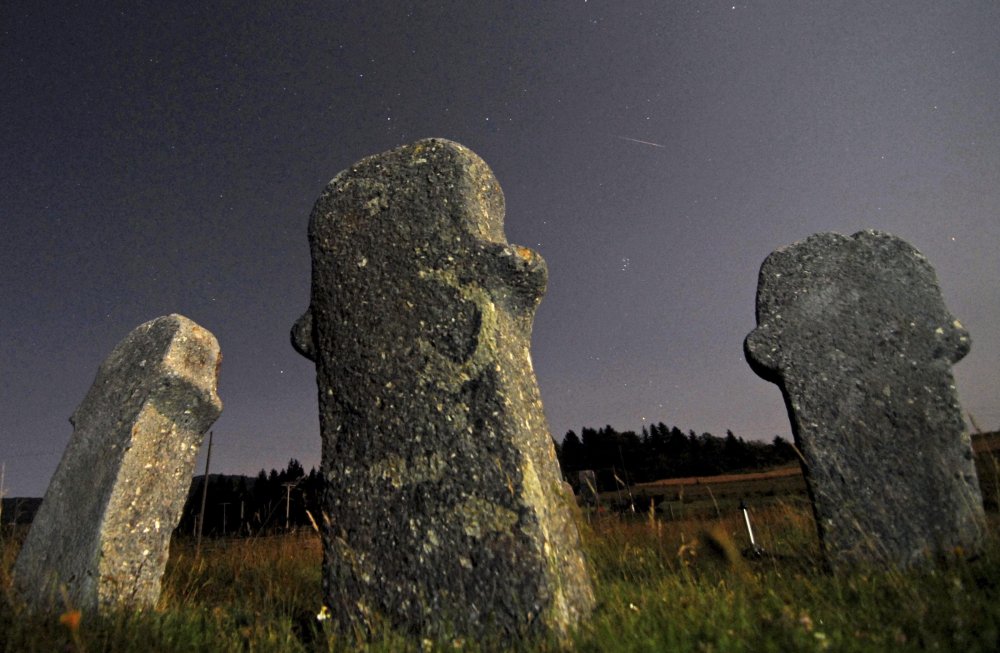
974 430 1000 455
637 465 804 488
596 464 810 521
594 432 1000 519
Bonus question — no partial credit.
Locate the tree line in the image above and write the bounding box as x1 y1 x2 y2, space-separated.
172 424 799 535
555 422 798 492
175 458 322 537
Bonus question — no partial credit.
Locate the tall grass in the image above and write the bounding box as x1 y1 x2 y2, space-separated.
574 504 999 652
2 506 998 652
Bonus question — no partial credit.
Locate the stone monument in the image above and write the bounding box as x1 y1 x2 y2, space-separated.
578 470 599 506
292 138 594 642
744 230 985 568
13 314 222 611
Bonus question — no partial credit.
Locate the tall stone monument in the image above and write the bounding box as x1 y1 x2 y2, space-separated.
292 138 594 642
744 230 985 568
14 314 222 611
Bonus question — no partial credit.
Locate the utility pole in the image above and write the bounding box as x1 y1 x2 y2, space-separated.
219 502 230 536
282 481 297 531
195 430 213 558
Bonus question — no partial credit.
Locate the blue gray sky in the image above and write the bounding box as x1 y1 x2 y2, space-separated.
3 1 998 496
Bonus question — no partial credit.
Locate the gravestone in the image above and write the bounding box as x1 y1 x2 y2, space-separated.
292 138 594 642
744 230 985 568
13 314 222 612
578 470 599 506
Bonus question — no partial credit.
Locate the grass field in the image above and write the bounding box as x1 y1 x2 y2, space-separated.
595 464 810 520
2 454 999 652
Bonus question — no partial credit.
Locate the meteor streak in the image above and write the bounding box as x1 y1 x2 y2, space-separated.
616 135 666 148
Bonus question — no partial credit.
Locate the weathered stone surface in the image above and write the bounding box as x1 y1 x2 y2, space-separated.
293 138 594 642
744 230 985 568
578 470 599 505
13 314 222 611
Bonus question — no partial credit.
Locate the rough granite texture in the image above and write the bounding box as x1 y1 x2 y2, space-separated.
292 138 594 642
13 314 222 612
744 230 985 568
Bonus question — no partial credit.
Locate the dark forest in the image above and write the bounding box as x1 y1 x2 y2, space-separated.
176 423 798 535
555 423 798 492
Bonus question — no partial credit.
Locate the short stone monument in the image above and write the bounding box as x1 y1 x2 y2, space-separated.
744 230 985 568
292 138 594 642
578 470 599 505
13 314 222 611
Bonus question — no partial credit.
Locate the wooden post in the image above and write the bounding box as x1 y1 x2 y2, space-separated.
282 481 297 531
219 502 230 536
0 461 6 531
195 430 213 558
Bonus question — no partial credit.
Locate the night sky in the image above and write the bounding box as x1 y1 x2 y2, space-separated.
3 2 998 497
